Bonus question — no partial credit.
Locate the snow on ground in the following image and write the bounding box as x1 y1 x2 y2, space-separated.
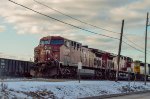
0 80 150 99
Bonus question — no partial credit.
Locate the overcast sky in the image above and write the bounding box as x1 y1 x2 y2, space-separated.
0 0 150 62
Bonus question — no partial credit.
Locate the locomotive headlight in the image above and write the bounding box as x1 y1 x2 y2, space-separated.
48 46 51 50
44 46 47 50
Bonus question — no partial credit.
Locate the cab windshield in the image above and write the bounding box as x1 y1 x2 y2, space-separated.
40 39 64 45
40 40 50 45
50 39 64 45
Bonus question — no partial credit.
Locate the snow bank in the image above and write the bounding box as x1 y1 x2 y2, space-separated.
0 80 150 99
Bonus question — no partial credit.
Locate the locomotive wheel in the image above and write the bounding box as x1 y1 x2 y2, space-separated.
61 67 71 78
109 71 114 80
59 66 77 79
95 70 103 79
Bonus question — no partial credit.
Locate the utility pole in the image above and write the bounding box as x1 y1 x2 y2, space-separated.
116 20 124 82
144 12 149 85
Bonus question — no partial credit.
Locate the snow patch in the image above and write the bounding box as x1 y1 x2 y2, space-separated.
0 80 150 99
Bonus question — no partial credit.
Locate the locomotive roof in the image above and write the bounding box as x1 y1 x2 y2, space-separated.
39 36 131 59
40 36 64 40
40 36 82 44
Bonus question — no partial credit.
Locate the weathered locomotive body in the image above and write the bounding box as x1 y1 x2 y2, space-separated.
31 36 133 79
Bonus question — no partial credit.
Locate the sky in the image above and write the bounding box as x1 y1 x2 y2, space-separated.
0 0 150 62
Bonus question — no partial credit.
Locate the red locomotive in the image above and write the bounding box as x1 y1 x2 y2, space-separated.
30 36 133 79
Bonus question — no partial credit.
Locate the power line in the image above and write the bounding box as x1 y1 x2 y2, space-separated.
8 0 147 55
124 36 150 53
33 0 120 35
8 0 119 40
124 36 143 49
33 0 148 52
123 41 144 53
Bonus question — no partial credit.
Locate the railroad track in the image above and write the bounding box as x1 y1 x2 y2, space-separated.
0 78 76 82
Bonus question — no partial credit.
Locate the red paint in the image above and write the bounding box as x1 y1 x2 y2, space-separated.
34 36 64 63
102 53 109 68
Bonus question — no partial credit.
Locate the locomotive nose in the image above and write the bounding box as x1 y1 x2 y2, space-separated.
44 46 51 50
44 45 52 61
34 45 52 63
45 46 59 60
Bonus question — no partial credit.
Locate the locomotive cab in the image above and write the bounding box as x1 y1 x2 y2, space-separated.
34 36 64 65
